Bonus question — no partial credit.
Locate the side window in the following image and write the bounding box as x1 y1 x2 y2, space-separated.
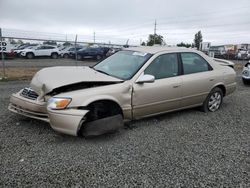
181 53 210 75
144 53 178 79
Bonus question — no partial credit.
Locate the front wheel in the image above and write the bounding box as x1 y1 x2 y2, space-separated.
26 52 34 59
63 53 69 58
51 53 58 59
201 87 223 112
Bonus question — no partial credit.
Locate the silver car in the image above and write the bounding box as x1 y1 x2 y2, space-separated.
242 61 250 84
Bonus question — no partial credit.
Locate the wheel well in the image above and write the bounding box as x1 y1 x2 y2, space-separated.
51 52 58 55
85 100 123 122
245 63 250 67
216 85 226 96
26 52 34 55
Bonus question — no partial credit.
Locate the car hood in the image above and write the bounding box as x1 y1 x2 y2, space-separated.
30 66 122 96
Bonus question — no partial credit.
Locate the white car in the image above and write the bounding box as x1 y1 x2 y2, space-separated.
236 49 250 60
20 45 59 59
242 61 250 84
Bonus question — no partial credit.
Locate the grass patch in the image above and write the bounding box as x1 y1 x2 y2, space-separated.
0 68 40 81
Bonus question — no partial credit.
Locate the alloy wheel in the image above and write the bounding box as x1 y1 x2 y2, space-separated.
208 92 222 112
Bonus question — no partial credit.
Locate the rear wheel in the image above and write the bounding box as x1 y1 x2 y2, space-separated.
77 54 82 60
51 53 58 59
26 52 34 59
201 87 223 112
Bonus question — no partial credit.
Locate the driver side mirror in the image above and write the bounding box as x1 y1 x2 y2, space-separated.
136 74 155 84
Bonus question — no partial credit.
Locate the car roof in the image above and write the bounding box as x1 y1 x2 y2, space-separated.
125 46 197 54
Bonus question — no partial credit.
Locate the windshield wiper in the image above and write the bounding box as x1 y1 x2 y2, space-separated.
92 68 111 76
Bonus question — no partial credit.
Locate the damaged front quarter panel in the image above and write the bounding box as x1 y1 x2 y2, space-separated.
47 81 132 136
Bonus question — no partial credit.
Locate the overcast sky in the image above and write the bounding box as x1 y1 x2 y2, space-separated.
0 0 250 45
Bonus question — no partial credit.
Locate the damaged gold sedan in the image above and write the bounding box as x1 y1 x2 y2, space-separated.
9 47 236 136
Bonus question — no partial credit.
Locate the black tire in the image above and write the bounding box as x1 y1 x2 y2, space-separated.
96 54 102 60
80 101 123 137
242 78 250 85
201 87 223 113
63 53 69 58
51 53 58 59
77 54 82 60
26 52 34 59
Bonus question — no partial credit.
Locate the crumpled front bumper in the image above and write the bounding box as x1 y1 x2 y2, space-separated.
48 108 89 136
8 92 48 122
8 91 89 136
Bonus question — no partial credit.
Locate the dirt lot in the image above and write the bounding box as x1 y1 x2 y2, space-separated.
0 59 249 187
0 58 97 80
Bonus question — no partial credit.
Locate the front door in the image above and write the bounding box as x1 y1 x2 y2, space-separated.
132 53 182 119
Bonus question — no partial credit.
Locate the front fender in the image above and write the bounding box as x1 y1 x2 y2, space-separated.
79 95 122 107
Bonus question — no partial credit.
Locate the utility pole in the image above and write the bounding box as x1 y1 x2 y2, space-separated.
0 28 6 79
74 34 78 64
153 19 157 45
93 32 96 43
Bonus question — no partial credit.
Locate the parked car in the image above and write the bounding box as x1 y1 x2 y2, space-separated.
1 50 15 59
74 47 105 60
14 45 38 57
242 61 250 84
100 47 110 57
106 47 122 57
20 45 59 59
1 41 15 59
60 47 83 58
9 47 236 137
209 46 227 59
236 49 250 60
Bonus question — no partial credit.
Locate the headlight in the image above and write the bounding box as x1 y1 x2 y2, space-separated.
47 97 72 110
243 70 249 77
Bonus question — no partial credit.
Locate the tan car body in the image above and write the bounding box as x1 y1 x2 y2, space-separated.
9 47 236 136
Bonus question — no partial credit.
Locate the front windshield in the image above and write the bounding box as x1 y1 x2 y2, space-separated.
94 50 152 80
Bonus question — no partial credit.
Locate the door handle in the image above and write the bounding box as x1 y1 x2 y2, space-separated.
173 85 181 88
209 79 214 81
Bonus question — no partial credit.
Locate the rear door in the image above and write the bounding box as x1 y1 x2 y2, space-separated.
179 52 216 107
44 46 55 56
132 53 182 118
35 46 45 56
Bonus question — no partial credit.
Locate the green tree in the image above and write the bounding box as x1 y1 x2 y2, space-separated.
194 31 203 50
146 34 164 46
141 41 146 46
177 42 192 48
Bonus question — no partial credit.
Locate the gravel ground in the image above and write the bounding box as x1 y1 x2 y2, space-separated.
0 66 250 187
